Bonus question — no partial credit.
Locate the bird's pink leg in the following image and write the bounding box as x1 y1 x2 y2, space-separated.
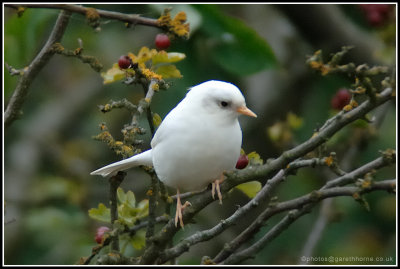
211 174 225 204
174 189 191 228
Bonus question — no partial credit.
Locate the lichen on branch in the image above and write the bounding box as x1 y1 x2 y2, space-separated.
157 8 190 39
52 42 103 72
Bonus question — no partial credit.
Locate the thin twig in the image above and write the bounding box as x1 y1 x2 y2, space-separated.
52 43 103 72
5 4 159 27
129 215 170 236
225 87 394 187
109 171 126 252
5 62 23 76
298 101 392 263
157 170 286 264
157 158 328 263
131 80 157 127
213 154 395 264
221 179 395 265
146 172 159 243
5 10 71 128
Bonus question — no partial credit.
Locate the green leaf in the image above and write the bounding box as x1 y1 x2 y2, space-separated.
247 151 263 166
118 204 137 226
152 113 162 128
152 51 186 66
130 229 146 250
193 5 277 75
135 199 149 219
115 187 148 226
88 203 111 223
287 112 303 130
101 63 127 84
235 181 262 198
117 187 127 203
352 118 369 128
125 190 136 209
155 65 183 79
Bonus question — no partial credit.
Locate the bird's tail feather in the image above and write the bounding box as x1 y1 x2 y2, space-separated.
90 149 152 177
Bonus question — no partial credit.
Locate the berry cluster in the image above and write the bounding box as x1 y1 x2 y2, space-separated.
118 34 172 70
359 4 392 27
331 88 351 110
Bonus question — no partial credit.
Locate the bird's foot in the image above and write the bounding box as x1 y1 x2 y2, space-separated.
174 190 192 228
211 175 225 204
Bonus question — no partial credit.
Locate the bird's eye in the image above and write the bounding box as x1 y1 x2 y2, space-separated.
220 101 229 107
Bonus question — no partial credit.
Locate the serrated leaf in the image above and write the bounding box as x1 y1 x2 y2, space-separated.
152 51 186 65
235 181 262 198
155 65 182 78
118 204 137 226
152 113 162 128
101 63 126 84
247 151 263 165
117 187 136 208
130 229 146 250
88 203 111 223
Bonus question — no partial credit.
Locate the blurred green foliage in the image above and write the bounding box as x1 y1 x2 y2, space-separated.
193 5 277 75
4 4 396 265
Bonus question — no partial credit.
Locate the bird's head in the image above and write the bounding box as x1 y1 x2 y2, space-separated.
185 80 257 121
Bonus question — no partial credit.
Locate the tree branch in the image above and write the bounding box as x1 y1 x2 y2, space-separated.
52 43 103 72
157 169 286 264
215 154 395 264
224 87 394 188
109 171 126 252
145 172 159 243
4 10 71 128
221 179 395 265
157 158 328 263
5 4 159 28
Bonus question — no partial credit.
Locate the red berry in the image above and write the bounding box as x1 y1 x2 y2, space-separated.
331 89 351 110
359 4 391 27
118 55 132 69
236 154 249 169
367 11 383 26
95 226 110 244
155 34 171 50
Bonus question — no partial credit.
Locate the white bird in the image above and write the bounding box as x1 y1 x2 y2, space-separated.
91 80 257 228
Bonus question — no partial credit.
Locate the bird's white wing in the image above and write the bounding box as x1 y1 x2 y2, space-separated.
150 101 187 149
90 149 153 177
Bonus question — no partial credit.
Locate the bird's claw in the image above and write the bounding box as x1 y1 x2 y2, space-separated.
212 176 224 204
175 191 192 228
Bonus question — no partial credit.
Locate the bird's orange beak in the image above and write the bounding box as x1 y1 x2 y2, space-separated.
237 106 257 118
